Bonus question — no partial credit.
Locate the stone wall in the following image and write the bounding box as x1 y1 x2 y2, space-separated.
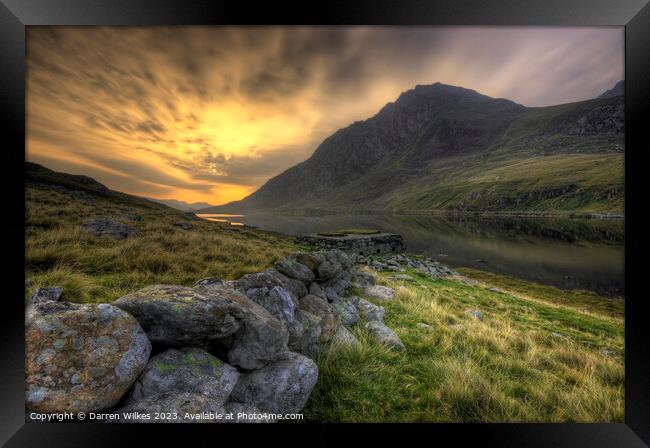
24 249 403 423
295 233 406 256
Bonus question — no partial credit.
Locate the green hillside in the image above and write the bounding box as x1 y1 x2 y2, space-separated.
208 84 624 216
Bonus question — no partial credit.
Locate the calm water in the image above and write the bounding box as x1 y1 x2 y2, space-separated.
197 213 624 298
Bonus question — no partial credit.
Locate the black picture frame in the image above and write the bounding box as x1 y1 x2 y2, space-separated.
1 0 648 446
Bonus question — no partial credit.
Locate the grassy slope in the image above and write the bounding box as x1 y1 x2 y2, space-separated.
304 266 623 422
26 181 623 422
25 185 296 304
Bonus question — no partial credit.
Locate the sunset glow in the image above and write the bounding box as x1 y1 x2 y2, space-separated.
26 27 623 205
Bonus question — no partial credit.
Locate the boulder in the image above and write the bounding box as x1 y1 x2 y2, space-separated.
26 302 151 412
308 282 327 300
349 296 385 323
298 294 341 343
288 310 322 357
351 270 374 287
28 287 63 305
265 268 308 300
365 321 406 352
113 285 241 346
466 310 484 321
329 325 361 350
364 285 395 301
128 348 239 406
332 298 360 327
84 218 137 239
114 284 289 370
230 352 318 414
320 270 353 296
294 252 325 271
118 392 223 423
274 257 315 284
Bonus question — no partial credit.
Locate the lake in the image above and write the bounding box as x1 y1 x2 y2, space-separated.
197 213 624 298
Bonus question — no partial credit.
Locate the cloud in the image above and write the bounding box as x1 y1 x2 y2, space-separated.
26 26 623 204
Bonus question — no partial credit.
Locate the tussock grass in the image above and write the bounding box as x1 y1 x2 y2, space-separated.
26 184 623 422
25 186 296 303
304 268 624 422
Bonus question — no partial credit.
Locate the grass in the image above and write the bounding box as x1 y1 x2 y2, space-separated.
26 180 624 423
25 185 297 304
303 266 624 422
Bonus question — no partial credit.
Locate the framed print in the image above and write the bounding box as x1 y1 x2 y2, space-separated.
1 0 649 446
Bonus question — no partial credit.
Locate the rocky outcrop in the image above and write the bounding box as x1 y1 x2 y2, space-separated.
26 301 150 412
84 218 138 239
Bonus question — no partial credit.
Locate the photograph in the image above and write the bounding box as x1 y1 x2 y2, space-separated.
24 25 626 424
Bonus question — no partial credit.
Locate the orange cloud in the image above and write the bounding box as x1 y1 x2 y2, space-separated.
26 26 623 205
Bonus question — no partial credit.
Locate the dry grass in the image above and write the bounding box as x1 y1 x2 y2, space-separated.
25 186 296 303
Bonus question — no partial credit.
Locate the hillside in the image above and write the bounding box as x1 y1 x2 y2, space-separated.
25 162 296 304
207 82 624 215
25 163 623 422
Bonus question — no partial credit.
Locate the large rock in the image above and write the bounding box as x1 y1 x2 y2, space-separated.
235 270 306 304
333 298 360 327
364 285 395 301
298 294 341 343
230 352 318 414
274 257 315 284
351 270 375 287
84 218 137 239
320 270 353 296
113 285 241 346
28 287 63 305
118 392 223 423
308 282 327 300
265 268 308 301
114 284 289 370
294 252 325 271
288 309 322 357
329 325 361 350
349 296 385 323
26 301 151 412
365 321 406 352
128 348 239 406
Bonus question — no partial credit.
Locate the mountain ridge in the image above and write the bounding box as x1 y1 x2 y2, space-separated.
204 81 624 215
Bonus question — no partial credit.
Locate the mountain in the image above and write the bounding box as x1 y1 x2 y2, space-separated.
206 82 624 215
597 80 624 99
145 197 215 212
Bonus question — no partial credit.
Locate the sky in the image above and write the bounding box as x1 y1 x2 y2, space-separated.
26 26 624 205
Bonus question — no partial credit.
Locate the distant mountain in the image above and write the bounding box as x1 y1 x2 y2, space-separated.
597 80 624 99
206 82 624 215
146 198 215 212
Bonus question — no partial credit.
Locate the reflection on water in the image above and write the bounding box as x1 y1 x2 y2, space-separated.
197 214 244 225
198 213 624 298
